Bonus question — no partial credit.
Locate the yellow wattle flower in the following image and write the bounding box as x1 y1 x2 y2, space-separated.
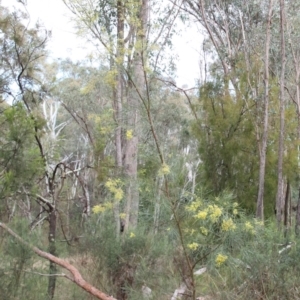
221 218 236 232
126 129 133 140
92 204 106 214
187 242 199 251
158 163 170 176
196 210 208 220
215 253 228 267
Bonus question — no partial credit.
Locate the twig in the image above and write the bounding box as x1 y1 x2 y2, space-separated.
23 270 73 280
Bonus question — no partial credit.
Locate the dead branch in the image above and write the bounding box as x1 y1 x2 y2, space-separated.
24 270 73 280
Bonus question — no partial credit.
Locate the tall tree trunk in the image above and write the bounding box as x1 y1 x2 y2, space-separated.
113 0 125 237
124 0 149 231
295 83 300 235
256 0 274 220
288 9 300 236
275 0 287 225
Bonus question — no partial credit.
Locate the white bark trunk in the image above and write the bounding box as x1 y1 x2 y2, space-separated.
275 0 287 225
256 0 274 220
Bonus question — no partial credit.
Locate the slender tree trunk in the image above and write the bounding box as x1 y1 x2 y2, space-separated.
296 183 300 236
114 63 122 237
289 16 300 235
111 0 124 238
47 207 57 299
124 0 149 231
283 180 291 237
295 91 300 235
124 136 138 231
154 176 163 234
116 0 124 172
113 1 125 236
256 0 274 220
275 0 287 225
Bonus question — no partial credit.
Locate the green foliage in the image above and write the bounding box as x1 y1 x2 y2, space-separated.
181 192 255 268
90 108 115 182
176 192 300 299
80 212 179 299
192 74 298 216
201 223 300 300
192 80 257 211
0 104 44 202
0 220 48 300
0 3 47 105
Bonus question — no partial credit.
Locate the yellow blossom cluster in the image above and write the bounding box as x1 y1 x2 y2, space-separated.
254 219 264 226
88 114 101 124
104 68 118 87
129 232 136 238
221 218 236 232
187 242 199 251
196 210 208 220
186 199 202 212
245 221 255 234
119 213 126 220
186 198 243 244
190 229 196 235
200 226 208 236
100 127 110 134
92 204 106 214
158 163 170 176
92 202 113 214
87 112 113 136
126 129 133 140
208 204 223 222
215 253 228 267
105 179 124 201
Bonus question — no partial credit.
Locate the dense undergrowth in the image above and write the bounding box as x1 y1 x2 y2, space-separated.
1 192 300 300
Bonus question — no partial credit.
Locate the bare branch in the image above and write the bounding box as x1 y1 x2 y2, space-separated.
36 194 54 210
24 270 73 281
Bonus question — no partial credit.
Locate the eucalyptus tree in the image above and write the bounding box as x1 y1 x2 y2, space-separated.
62 0 184 232
183 0 286 219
